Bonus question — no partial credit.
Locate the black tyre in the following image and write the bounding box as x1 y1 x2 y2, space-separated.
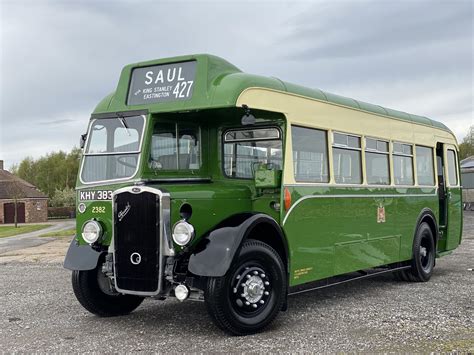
403 222 436 282
204 239 286 335
72 267 144 317
393 269 410 281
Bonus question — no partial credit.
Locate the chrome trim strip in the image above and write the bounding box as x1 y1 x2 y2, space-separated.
79 115 147 185
142 177 211 183
84 151 141 156
282 191 438 226
284 183 437 189
288 264 411 296
111 186 174 297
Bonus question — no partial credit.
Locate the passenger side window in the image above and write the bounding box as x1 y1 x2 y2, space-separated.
332 132 362 184
223 127 282 178
291 126 329 182
365 138 390 185
447 149 458 186
393 142 414 185
416 146 435 186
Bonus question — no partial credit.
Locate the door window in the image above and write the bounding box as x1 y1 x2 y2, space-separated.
446 149 458 186
223 127 282 178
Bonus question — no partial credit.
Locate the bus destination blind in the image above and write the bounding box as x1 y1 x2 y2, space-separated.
127 61 196 105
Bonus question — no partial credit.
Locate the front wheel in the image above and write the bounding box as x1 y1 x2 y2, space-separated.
204 240 286 335
72 267 144 317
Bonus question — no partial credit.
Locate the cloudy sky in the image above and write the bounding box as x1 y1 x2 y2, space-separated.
0 0 473 168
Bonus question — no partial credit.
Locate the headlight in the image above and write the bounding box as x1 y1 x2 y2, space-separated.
82 220 102 244
172 221 195 246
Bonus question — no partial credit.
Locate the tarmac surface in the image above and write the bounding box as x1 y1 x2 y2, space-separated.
0 220 75 254
0 213 472 352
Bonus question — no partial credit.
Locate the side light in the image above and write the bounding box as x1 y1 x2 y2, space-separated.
174 284 190 301
284 187 292 210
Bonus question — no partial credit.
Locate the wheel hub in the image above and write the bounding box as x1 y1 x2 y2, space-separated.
242 276 265 303
420 246 427 257
231 266 271 310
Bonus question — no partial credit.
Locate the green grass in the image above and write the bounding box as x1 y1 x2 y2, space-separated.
39 228 76 238
0 224 52 238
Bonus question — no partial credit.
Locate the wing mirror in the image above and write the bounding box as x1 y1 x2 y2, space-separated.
254 163 281 188
79 134 87 149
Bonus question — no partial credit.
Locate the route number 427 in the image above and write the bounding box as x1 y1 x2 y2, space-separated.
173 81 193 98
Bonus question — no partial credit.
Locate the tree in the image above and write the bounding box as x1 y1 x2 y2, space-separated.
13 148 82 202
459 125 474 161
5 180 25 228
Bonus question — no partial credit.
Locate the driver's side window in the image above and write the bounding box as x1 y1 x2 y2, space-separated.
149 123 201 170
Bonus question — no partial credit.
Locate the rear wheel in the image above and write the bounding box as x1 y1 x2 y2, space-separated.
72 266 144 317
397 222 435 282
204 240 286 335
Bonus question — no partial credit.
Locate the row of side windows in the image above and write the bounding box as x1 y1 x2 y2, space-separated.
291 125 438 186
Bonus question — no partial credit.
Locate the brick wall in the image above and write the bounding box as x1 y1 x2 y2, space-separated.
25 199 48 223
0 198 48 224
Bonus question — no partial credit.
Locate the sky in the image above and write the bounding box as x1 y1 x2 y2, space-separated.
0 0 473 169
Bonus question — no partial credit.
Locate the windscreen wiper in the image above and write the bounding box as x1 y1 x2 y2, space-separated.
117 114 131 136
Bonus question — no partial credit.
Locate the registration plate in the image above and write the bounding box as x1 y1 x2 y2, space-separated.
79 190 113 201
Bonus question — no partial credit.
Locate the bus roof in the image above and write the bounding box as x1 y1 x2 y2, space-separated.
93 54 452 134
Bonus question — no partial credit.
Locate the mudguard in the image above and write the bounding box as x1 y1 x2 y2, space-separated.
188 213 285 277
63 239 103 271
415 208 439 243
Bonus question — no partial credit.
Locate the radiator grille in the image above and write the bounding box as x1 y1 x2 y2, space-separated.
114 191 160 293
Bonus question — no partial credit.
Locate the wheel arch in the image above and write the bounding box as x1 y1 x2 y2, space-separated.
188 212 289 278
243 217 289 273
414 208 439 248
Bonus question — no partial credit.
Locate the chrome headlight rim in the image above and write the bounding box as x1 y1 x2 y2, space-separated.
81 220 102 244
172 220 195 246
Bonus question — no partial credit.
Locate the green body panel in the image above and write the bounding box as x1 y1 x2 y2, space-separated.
92 54 452 134
76 180 281 251
282 186 439 286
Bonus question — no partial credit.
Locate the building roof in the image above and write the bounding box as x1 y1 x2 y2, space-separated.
461 156 474 170
93 54 452 134
0 169 48 199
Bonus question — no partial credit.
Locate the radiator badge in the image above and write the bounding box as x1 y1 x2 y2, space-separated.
130 252 141 265
118 202 131 222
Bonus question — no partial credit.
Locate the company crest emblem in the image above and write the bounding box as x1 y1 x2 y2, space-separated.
118 202 131 222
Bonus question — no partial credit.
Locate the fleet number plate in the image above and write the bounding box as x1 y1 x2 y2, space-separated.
79 190 112 201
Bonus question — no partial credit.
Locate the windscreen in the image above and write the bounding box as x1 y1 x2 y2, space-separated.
80 115 145 183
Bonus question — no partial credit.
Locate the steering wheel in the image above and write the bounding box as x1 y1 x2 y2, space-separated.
116 156 137 168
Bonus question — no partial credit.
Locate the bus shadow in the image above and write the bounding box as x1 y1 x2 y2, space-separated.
74 271 449 336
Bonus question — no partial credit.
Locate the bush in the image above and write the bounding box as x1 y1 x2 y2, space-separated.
50 187 76 207
48 206 76 219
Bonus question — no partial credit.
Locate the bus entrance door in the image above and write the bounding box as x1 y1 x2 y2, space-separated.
436 143 462 252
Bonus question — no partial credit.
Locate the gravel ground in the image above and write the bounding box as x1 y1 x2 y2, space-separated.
0 212 473 352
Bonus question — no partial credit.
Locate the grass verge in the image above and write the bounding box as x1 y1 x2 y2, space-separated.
39 229 76 238
0 224 52 238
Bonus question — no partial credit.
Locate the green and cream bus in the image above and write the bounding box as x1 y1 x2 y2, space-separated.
65 54 463 335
